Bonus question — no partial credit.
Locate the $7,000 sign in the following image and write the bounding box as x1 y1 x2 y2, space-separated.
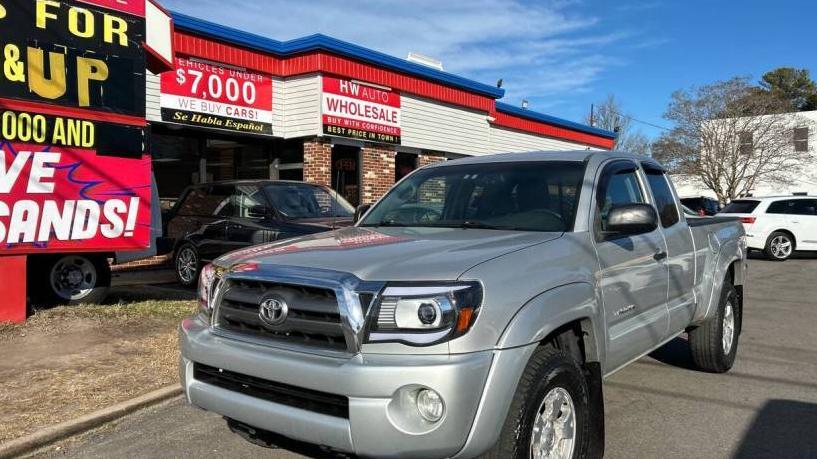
160 56 273 135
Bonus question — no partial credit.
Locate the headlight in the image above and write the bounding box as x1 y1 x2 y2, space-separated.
366 282 482 346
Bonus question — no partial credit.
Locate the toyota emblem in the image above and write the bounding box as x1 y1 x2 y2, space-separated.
259 297 289 326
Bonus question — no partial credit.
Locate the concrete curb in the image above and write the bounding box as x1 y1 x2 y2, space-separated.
0 385 182 459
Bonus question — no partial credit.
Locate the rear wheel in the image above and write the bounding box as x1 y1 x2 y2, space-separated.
688 281 740 373
174 243 201 288
484 346 591 459
764 231 794 261
29 254 111 307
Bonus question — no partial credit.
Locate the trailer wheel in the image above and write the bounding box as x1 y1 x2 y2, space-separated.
29 254 111 307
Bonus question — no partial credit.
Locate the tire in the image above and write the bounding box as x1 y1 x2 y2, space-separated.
764 231 794 261
688 281 740 373
174 242 201 288
29 254 111 307
483 346 592 459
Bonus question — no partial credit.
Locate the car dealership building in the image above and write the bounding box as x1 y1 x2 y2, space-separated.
147 13 617 208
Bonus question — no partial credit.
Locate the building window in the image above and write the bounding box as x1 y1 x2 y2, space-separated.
738 132 753 155
794 127 809 152
395 152 418 181
331 145 361 206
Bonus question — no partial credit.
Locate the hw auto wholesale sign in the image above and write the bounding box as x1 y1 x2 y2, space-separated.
0 0 152 253
322 76 401 145
160 56 274 135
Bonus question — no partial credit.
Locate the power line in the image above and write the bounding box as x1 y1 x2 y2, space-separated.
601 107 673 132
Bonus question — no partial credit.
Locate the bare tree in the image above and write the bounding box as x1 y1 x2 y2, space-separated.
652 77 812 204
586 94 651 155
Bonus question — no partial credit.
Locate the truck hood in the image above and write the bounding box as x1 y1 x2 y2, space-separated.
215 226 562 281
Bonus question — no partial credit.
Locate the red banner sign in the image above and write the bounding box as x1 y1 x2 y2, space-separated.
0 142 151 253
0 1 154 255
160 56 274 135
322 76 401 144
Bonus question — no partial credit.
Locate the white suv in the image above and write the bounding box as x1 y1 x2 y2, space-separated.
720 196 817 260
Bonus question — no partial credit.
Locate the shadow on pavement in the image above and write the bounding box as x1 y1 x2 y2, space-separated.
748 250 817 260
106 268 195 303
734 399 817 459
647 336 697 371
227 418 356 458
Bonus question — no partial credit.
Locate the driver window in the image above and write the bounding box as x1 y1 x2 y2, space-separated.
234 185 267 219
596 163 645 232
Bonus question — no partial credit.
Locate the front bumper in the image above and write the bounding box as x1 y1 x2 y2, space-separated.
179 315 534 458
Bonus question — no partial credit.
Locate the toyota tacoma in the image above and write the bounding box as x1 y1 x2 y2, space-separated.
179 151 747 458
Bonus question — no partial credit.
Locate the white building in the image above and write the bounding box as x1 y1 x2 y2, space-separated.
673 110 817 200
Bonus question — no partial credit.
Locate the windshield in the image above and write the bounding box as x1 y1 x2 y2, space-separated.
360 161 586 232
264 183 354 219
721 200 759 214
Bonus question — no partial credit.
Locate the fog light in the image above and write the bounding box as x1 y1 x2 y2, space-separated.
416 388 444 422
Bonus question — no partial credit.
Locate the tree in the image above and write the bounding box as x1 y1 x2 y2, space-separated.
586 94 651 155
759 67 817 111
653 77 812 204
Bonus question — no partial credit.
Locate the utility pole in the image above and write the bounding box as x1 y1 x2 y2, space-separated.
589 104 595 127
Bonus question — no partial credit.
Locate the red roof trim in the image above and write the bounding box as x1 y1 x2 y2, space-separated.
172 30 611 147
173 31 493 112
491 111 615 150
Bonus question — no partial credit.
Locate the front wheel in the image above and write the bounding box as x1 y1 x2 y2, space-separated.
688 281 740 373
484 346 592 459
29 254 111 306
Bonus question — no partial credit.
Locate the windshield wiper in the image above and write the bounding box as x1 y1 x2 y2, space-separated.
415 220 519 230
459 221 513 230
361 219 410 227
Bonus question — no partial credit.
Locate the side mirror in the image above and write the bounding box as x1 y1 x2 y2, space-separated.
606 204 658 235
247 205 270 219
354 204 371 223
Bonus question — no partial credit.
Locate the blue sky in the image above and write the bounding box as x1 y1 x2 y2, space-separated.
162 0 817 140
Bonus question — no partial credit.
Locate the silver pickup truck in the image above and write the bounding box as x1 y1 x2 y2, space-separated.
179 151 747 459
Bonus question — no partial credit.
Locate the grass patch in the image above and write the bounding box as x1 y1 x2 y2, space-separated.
0 300 196 340
0 299 197 444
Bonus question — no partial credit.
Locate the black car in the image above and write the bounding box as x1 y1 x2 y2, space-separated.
164 180 355 286
680 196 721 216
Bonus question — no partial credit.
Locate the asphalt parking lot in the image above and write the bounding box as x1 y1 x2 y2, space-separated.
34 256 817 459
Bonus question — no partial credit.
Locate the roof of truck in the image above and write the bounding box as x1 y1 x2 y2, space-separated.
428 150 654 167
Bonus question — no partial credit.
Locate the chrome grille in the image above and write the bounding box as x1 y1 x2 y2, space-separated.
214 279 348 352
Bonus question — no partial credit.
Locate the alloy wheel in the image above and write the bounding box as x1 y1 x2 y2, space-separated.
177 247 198 284
530 387 576 459
722 301 735 355
770 235 792 259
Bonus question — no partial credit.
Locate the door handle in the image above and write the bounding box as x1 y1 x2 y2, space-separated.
653 250 668 261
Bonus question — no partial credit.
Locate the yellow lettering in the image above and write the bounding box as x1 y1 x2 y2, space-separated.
68 7 94 38
0 2 7 19
52 117 65 144
67 118 81 145
27 48 66 100
35 0 59 29
81 121 94 147
104 15 128 47
76 57 109 107
32 115 47 143
2 111 16 139
3 44 25 82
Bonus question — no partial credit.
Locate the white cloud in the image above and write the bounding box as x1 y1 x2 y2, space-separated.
163 0 628 116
